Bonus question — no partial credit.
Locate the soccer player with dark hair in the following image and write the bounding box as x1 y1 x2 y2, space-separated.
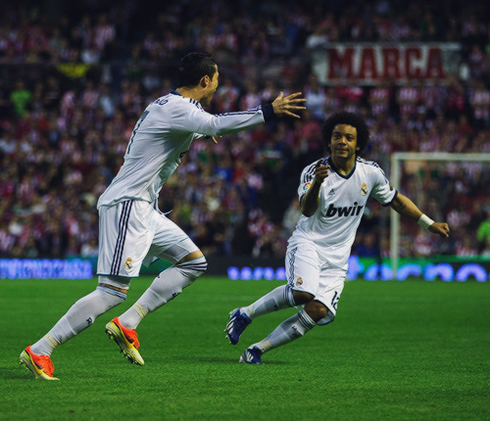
226 110 450 364
20 52 306 380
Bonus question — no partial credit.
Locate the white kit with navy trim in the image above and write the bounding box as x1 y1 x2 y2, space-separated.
97 91 271 277
289 156 397 269
98 91 267 208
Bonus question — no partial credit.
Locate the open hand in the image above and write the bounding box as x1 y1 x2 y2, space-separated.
272 92 307 118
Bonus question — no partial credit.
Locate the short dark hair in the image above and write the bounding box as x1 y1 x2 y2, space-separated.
178 52 217 87
322 111 370 154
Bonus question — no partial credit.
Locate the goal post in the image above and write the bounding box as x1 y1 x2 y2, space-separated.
390 152 490 278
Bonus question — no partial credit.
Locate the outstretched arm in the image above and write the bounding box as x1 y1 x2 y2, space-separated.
203 92 306 143
193 92 306 143
390 193 450 238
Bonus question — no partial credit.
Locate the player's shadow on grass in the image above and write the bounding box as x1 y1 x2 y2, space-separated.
4 366 36 380
175 356 290 365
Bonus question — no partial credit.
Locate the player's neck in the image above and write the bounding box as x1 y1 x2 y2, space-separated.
175 87 204 104
331 155 355 175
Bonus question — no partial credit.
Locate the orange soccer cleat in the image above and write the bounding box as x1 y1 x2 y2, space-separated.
20 346 59 380
105 317 144 365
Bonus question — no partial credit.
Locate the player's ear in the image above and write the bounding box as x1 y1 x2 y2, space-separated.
200 75 210 88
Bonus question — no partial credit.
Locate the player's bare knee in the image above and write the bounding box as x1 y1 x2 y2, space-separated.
293 291 315 305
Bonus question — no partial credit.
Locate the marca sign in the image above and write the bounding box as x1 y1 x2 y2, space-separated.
313 43 460 84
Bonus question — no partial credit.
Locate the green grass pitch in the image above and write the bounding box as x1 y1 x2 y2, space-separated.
1 276 489 421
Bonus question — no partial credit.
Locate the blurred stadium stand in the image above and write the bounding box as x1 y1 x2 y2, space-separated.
0 0 489 268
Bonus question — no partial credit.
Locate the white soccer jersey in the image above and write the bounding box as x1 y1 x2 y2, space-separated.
98 91 267 208
288 156 397 269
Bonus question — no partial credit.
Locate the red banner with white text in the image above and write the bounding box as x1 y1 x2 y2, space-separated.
311 43 461 85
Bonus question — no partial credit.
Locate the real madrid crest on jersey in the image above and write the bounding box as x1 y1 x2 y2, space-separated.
360 182 368 195
124 257 133 270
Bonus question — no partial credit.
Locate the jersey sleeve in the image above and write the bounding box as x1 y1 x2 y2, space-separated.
172 100 267 136
297 162 317 202
370 164 397 206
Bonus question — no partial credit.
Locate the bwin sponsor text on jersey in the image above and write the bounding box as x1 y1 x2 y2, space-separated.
324 203 364 217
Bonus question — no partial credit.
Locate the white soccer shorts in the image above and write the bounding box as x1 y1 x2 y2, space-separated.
97 200 199 277
285 242 346 325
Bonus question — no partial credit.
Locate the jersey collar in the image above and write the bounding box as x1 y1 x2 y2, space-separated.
327 156 357 179
170 89 202 108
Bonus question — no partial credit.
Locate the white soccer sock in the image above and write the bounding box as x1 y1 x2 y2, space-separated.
251 309 316 353
119 256 207 329
242 285 295 320
30 286 125 356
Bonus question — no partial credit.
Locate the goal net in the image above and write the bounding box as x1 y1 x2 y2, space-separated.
390 152 490 278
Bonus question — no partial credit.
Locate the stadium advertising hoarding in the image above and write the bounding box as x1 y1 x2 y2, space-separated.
311 43 461 85
0 258 93 279
223 256 490 282
1 256 489 281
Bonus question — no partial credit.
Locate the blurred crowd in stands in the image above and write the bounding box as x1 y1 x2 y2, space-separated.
0 0 489 261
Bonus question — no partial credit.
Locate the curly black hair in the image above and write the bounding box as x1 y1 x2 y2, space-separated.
322 111 370 155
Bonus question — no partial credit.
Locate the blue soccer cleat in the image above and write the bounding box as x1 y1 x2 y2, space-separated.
225 308 252 345
239 346 263 364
